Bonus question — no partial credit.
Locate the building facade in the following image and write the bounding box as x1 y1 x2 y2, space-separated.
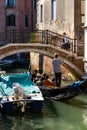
36 0 85 75
0 0 37 33
36 0 84 41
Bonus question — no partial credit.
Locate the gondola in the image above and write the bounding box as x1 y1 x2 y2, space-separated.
39 79 87 101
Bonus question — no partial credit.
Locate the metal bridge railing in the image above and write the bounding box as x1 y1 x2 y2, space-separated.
34 29 78 54
0 29 30 45
0 29 78 54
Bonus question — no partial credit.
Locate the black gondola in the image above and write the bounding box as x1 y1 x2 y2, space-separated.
39 79 87 101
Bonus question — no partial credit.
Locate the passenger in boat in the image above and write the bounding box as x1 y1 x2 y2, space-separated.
34 72 41 84
42 75 56 88
35 73 47 86
52 53 64 87
31 69 38 83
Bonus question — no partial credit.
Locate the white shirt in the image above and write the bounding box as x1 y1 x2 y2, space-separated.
63 36 69 43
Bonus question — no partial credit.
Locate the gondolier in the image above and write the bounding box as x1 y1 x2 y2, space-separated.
52 53 64 87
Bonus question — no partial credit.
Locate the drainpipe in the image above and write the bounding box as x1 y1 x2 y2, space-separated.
83 0 87 79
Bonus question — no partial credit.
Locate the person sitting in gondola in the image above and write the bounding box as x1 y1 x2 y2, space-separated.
31 69 38 83
35 73 47 86
42 75 56 88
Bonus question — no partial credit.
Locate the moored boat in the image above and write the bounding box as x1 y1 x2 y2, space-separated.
39 79 87 101
0 73 44 114
0 59 14 69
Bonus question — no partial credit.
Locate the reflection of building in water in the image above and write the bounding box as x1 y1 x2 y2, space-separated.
11 114 44 130
67 73 75 81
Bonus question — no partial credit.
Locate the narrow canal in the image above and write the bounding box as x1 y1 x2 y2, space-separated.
0 94 87 130
0 69 87 130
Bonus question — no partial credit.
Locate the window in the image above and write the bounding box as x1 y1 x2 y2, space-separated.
6 15 15 26
34 0 37 11
81 0 84 26
51 0 56 20
25 15 28 28
40 5 43 23
5 0 15 7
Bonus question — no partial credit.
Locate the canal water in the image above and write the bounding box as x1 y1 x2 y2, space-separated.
0 94 87 130
0 69 87 130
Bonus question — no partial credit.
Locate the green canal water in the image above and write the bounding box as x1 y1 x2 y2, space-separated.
0 69 87 130
0 94 87 130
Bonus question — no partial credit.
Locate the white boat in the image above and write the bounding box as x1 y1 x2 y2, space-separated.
0 73 44 114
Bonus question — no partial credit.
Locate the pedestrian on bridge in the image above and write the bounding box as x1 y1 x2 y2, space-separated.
52 53 64 87
62 32 70 51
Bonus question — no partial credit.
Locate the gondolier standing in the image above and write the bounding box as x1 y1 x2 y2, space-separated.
52 53 63 87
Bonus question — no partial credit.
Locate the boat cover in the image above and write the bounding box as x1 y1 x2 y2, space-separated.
0 73 40 96
70 80 83 90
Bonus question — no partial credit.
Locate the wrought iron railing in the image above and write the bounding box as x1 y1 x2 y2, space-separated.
0 29 30 45
0 29 78 54
33 29 78 53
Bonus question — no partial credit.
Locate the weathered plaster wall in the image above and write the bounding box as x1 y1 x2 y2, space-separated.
37 0 75 38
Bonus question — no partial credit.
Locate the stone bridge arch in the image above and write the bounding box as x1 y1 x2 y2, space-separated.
0 43 84 79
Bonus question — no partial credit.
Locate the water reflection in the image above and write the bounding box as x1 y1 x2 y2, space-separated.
63 95 87 109
83 109 87 128
0 94 87 130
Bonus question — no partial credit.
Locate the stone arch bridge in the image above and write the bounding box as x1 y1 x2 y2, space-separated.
0 43 84 80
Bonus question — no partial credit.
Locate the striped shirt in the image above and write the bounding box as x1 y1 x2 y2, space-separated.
52 58 63 73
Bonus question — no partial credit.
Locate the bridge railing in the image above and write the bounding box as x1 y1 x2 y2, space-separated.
33 29 77 53
0 29 30 45
0 29 78 54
